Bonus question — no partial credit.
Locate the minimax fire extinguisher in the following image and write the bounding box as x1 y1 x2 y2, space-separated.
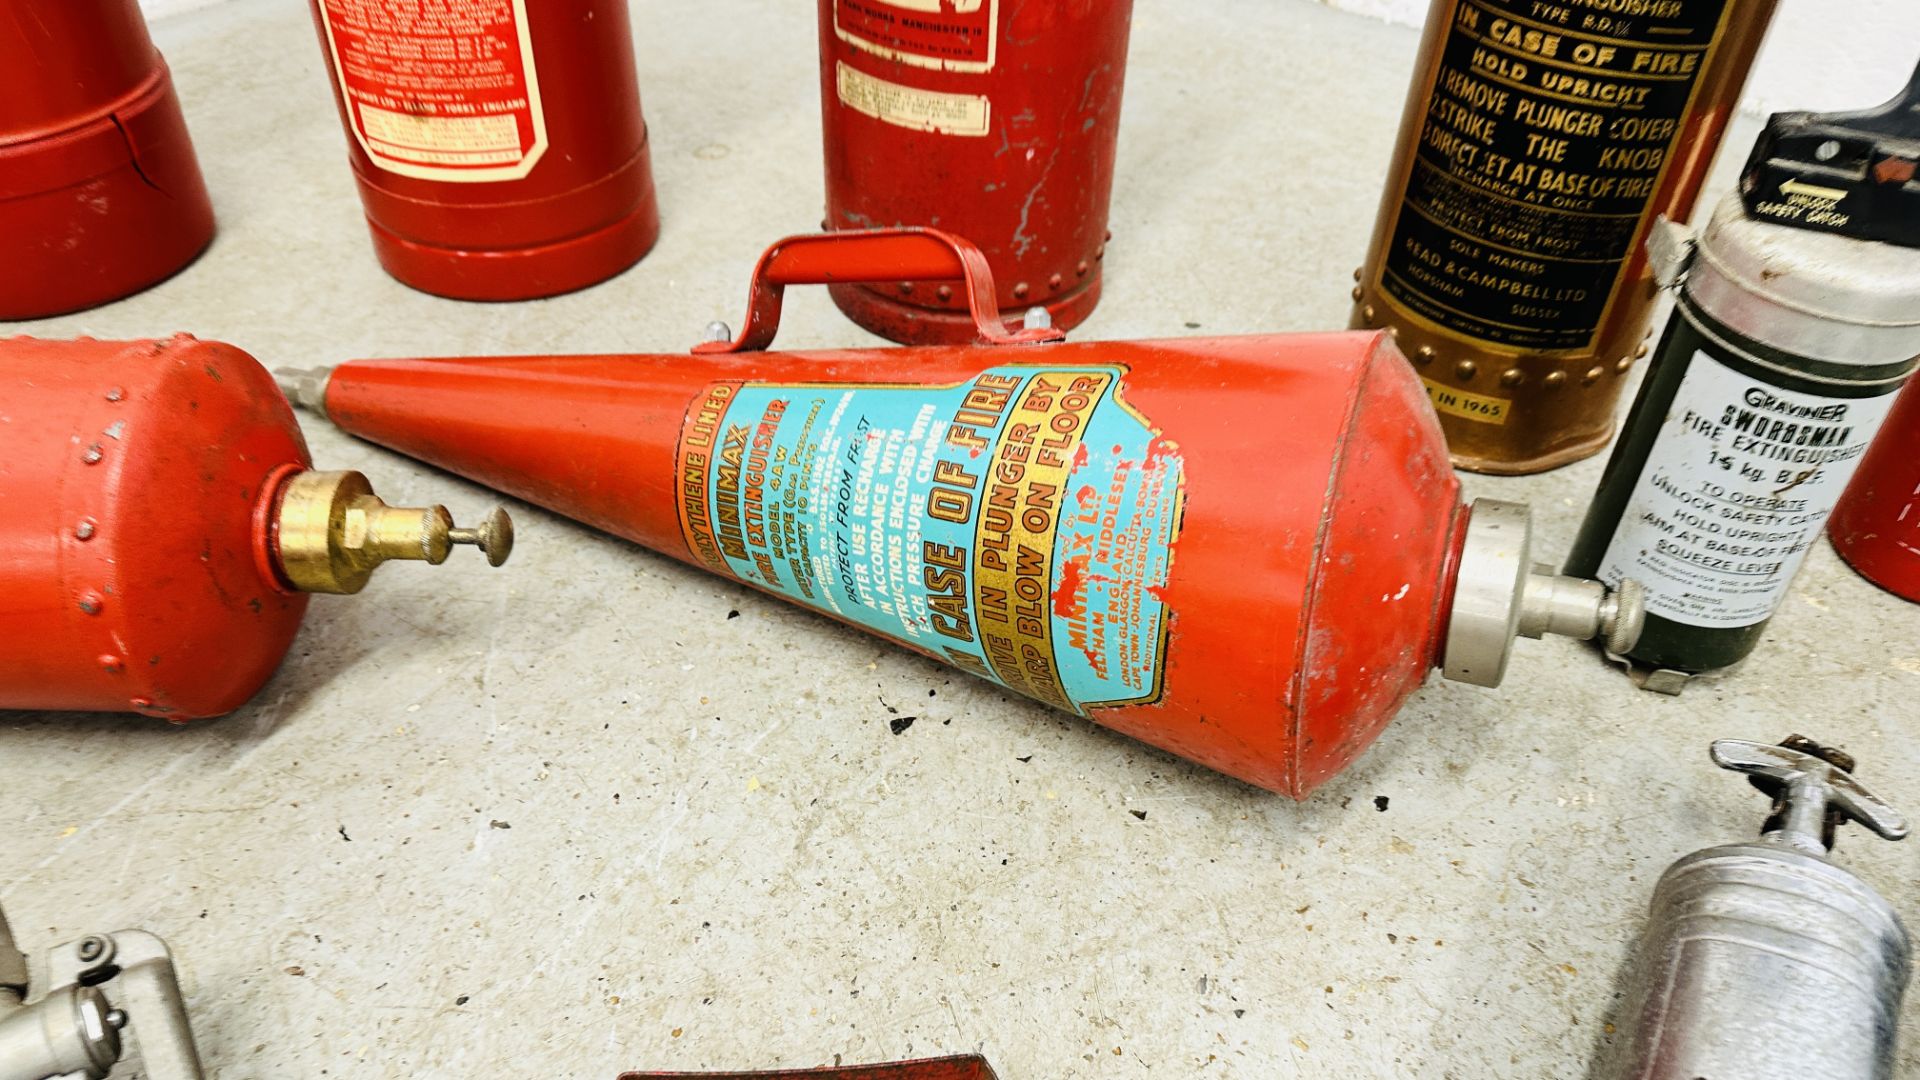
818 0 1132 344
308 0 661 301
278 229 1642 798
1565 68 1920 688
0 336 513 721
0 0 216 320
1351 0 1776 474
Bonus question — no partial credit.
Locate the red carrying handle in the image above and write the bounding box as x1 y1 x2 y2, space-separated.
693 228 1068 354
620 1056 1000 1079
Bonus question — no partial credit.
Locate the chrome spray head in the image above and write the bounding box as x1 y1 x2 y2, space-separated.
1441 499 1646 687
0 901 201 1080
1712 737 1910 857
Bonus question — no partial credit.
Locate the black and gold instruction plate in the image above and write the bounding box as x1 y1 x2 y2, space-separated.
1381 0 1731 352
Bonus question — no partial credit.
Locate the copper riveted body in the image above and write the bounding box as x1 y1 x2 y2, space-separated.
1351 0 1776 473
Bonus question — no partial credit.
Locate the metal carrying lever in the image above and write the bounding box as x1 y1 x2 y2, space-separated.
0 904 203 1080
1710 736 1909 855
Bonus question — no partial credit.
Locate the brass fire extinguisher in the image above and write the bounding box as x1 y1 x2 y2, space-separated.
1352 0 1776 474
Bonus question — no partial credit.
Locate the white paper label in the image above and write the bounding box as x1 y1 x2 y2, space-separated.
1598 350 1899 628
835 62 990 137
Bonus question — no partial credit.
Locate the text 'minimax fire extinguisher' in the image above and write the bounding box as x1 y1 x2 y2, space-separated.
0 336 512 721
1565 66 1920 691
308 0 661 301
278 229 1643 799
818 0 1132 343
1352 0 1776 474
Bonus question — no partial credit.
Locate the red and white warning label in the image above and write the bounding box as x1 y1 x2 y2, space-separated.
833 0 998 73
317 0 547 182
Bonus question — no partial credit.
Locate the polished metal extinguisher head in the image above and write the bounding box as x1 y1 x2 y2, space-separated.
0 902 203 1080
1440 499 1646 687
1600 737 1911 1080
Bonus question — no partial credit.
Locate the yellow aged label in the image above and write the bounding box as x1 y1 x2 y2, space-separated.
1423 377 1511 425
835 61 990 137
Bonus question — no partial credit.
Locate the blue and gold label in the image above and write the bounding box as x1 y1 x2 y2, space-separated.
675 365 1183 713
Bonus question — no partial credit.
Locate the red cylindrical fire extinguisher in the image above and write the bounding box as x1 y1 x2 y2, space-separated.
0 336 513 720
1830 379 1920 604
308 0 661 301
818 0 1132 344
0 0 216 320
278 230 1640 798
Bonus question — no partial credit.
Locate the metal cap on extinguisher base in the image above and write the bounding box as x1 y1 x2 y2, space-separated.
0 336 513 721
1596 737 1910 1080
1440 499 1645 688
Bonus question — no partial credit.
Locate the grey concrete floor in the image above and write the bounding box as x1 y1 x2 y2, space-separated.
5 1 1918 1077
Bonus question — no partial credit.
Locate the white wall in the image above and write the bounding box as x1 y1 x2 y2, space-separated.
139 0 232 17
1323 0 1917 115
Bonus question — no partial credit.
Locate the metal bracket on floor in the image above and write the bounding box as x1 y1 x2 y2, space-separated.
1599 649 1746 696
0 903 203 1080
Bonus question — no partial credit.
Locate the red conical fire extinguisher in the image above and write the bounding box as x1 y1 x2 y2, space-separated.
0 0 216 319
279 230 1641 798
0 336 512 720
818 0 1132 343
308 0 661 301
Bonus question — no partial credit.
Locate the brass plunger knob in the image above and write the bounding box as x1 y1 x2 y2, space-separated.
273 470 514 595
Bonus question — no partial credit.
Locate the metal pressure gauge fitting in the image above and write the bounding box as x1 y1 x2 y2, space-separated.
1442 499 1646 687
272 469 514 595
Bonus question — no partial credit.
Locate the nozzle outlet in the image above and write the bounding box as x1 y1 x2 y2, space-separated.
271 470 514 595
274 365 334 415
1441 499 1646 687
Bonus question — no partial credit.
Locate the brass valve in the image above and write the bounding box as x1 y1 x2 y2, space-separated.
272 470 513 595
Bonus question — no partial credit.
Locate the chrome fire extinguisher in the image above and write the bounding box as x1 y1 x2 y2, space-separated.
308 0 661 301
0 336 512 720
1565 68 1920 689
1351 0 1776 474
817 0 1132 343
278 229 1641 798
0 0 215 319
1597 737 1910 1080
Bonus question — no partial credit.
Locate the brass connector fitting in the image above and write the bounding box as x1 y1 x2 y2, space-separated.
272 470 513 595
